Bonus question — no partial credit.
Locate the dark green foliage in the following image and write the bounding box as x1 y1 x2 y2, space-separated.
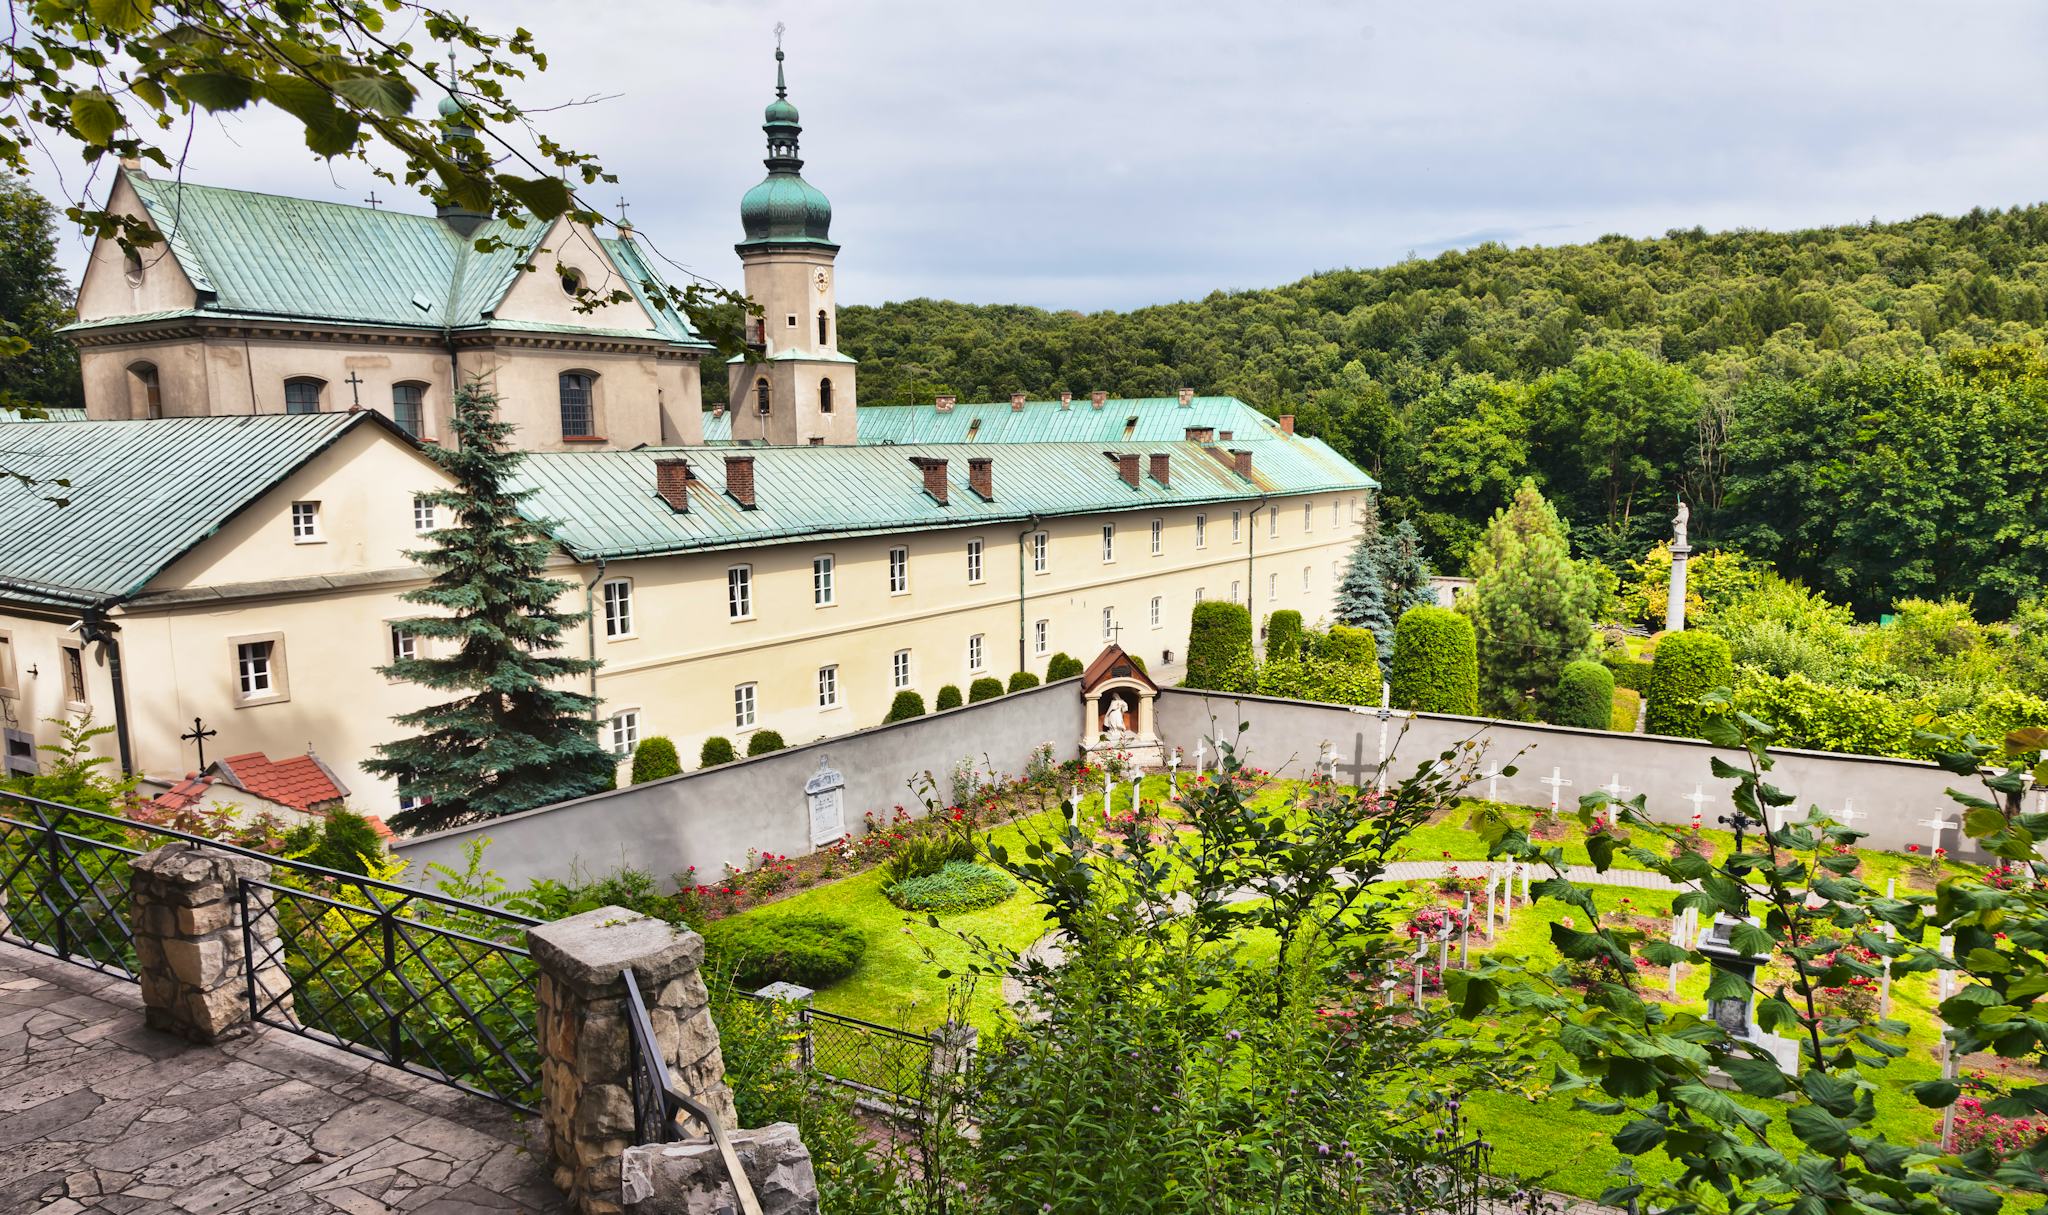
1645 630 1735 738
745 730 785 757
1551 660 1616 730
1389 606 1478 714
519 867 680 924
1321 624 1377 671
1045 653 1083 681
701 914 867 990
1336 499 1436 673
364 380 613 833
1603 651 1654 692
1185 600 1254 691
968 677 1004 703
882 833 976 885
699 736 736 767
884 691 926 723
630 737 681 784
0 174 80 412
1265 610 1305 661
1465 480 1602 718
1007 671 1040 692
278 807 385 875
1126 652 1147 675
884 861 1018 914
935 684 963 711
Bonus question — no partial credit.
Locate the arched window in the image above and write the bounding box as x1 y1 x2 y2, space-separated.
123 246 145 288
819 378 834 414
128 362 162 419
559 371 595 437
391 381 427 436
755 377 771 416
283 377 324 415
816 309 829 347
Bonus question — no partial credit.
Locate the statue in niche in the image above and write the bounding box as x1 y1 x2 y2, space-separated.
1101 695 1130 737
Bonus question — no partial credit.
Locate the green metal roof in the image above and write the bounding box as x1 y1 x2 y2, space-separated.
0 412 399 607
64 172 709 350
700 394 1286 444
0 407 86 423
512 438 1375 562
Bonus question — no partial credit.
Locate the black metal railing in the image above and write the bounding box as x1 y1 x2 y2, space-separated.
0 790 181 977
739 991 953 1115
625 969 764 1215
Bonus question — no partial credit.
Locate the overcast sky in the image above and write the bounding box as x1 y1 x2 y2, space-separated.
30 1 2048 311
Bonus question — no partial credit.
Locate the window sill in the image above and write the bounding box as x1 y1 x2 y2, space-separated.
235 693 289 710
293 537 325 546
605 633 637 643
819 703 843 713
729 615 756 624
561 435 609 444
814 601 837 609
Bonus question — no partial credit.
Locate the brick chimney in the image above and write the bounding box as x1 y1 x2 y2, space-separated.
655 458 691 513
1009 392 1026 412
1089 391 1107 410
1231 449 1253 478
935 394 957 412
1177 388 1195 407
724 455 756 508
1115 452 1140 488
1186 425 1215 444
1219 430 1234 441
967 457 994 500
913 457 948 504
1279 414 1295 435
1148 453 1171 486
1058 391 1073 410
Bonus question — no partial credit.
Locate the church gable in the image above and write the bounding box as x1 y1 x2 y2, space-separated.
73 171 202 324
488 217 660 335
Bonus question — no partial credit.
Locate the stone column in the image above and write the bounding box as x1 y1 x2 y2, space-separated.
529 906 737 1215
129 844 287 1043
1665 543 1691 633
1136 691 1156 741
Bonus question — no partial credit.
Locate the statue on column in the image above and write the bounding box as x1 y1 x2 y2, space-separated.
1672 495 1689 549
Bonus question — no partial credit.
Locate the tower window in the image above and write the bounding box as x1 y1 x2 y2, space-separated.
283 377 324 415
756 377 771 416
786 314 798 328
129 362 162 419
820 377 834 414
559 372 595 438
817 309 830 346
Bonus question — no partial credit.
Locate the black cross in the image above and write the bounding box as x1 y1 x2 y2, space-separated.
1718 806 1759 854
343 371 365 408
364 191 382 210
179 718 217 770
1107 622 1123 646
615 196 631 226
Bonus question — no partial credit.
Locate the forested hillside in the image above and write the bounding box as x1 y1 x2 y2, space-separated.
824 207 2048 618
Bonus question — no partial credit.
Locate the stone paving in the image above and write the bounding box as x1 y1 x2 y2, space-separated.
0 940 566 1214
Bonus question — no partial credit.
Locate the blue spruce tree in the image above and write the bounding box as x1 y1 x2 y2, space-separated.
1336 497 1392 671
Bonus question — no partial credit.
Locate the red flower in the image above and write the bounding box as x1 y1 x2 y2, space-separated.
1907 844 1920 853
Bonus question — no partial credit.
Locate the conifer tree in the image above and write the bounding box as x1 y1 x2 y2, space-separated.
1336 496 1390 655
366 381 613 833
1463 479 1602 720
1379 520 1437 621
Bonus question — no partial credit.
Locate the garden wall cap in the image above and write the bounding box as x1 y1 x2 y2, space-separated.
131 844 271 887
526 906 704 997
753 981 815 1003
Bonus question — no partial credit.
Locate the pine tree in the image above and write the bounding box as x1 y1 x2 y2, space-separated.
1336 496 1391 659
1380 521 1436 620
1463 479 1602 720
365 381 614 833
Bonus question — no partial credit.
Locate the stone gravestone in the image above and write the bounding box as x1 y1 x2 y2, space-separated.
1697 915 1799 1076
805 758 846 847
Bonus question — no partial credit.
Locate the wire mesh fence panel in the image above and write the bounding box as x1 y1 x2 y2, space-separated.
0 799 158 978
800 1008 940 1109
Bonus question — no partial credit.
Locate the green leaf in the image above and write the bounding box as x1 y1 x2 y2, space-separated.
1585 831 1614 872
1611 1118 1665 1154
258 76 360 157
1720 1054 1789 1098
1786 1105 1853 1155
1730 922 1774 956
502 174 573 219
69 89 120 146
88 0 155 33
1964 806 2006 840
175 71 255 113
330 73 416 117
1909 1079 1961 1108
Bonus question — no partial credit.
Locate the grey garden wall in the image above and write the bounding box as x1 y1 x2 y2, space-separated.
1156 688 2008 864
393 679 1085 891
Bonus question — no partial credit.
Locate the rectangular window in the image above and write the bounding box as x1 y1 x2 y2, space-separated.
412 496 435 533
1232 510 1242 542
1149 596 1162 628
818 665 840 708
1303 565 1313 592
608 710 639 756
892 649 911 689
603 578 633 638
1101 607 1115 641
62 644 86 706
1269 572 1279 600
390 626 417 663
1195 586 1205 602
1332 501 1340 528
1101 524 1115 563
396 776 428 813
968 633 985 671
1034 619 1048 656
1269 509 1279 539
1194 513 1206 548
813 555 836 606
888 546 909 594
236 640 274 698
734 684 757 729
0 631 14 696
1231 580 1241 603
1031 531 1048 574
1150 519 1163 556
967 539 984 584
392 382 426 436
1304 501 1313 530
290 501 320 542
728 565 753 619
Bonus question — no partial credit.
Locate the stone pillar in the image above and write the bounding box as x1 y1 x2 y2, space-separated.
129 845 286 1043
1665 543 1690 633
1136 691 1156 741
620 1124 818 1214
529 907 737 1215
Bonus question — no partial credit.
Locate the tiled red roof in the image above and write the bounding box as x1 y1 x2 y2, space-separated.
150 773 216 815
216 752 346 813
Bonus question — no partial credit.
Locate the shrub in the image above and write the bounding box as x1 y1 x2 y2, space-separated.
885 861 1018 914
1265 610 1305 662
883 833 976 884
1046 652 1083 681
701 914 867 990
1603 652 1655 692
1126 653 1146 674
1321 624 1377 671
1186 600 1254 691
1551 660 1615 730
279 806 385 875
746 730 786 757
969 677 1005 703
1610 686 1641 732
884 691 926 723
935 684 964 711
699 736 736 767
1388 606 1478 714
1645 629 1734 738
630 736 681 783
1008 671 1040 692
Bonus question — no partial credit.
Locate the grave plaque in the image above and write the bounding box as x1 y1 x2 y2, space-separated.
805 757 847 846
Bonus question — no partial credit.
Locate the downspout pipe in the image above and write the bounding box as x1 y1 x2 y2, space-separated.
583 555 609 722
1017 514 1042 672
75 607 134 777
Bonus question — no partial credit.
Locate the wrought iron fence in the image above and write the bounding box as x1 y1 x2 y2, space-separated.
737 992 952 1114
0 790 176 978
624 969 765 1215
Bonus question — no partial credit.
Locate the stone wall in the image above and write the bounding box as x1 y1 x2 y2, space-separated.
128 845 292 1042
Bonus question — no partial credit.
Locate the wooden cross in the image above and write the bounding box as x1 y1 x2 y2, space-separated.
1192 738 1206 779
343 370 366 409
1539 767 1572 812
179 717 218 770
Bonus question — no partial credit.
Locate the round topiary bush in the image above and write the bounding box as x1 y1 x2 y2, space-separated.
1045 652 1083 681
1265 610 1305 662
884 690 926 723
1389 606 1478 714
935 684 964 711
884 861 1018 914
1645 629 1734 739
701 913 867 990
1186 600 1254 691
968 676 1004 703
699 736 736 767
1007 671 1040 692
1320 624 1377 672
746 729 786 756
1551 660 1615 730
630 736 681 784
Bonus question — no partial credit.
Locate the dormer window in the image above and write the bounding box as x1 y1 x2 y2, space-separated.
756 378 771 416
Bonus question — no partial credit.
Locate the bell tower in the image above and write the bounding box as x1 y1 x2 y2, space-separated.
728 36 857 446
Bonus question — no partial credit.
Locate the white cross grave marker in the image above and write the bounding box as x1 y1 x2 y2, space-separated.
1919 814 1958 859
1540 767 1573 813
1481 764 1503 803
1167 750 1180 800
1683 785 1711 832
1835 800 1863 830
1102 763 1113 811
1193 738 1207 780
1601 774 1632 799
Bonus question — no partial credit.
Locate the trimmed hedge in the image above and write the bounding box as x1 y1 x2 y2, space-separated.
1645 629 1734 739
701 913 867 990
883 691 926 723
1265 610 1305 662
1321 624 1377 671
1610 686 1642 732
1007 671 1040 692
1551 660 1615 730
1603 651 1655 692
1186 600 1254 691
935 684 964 711
699 736 736 767
746 730 786 757
630 737 681 783
1388 606 1478 714
1046 653 1083 681
969 677 1005 703
884 861 1018 914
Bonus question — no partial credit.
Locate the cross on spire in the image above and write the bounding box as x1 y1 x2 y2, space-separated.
615 196 631 226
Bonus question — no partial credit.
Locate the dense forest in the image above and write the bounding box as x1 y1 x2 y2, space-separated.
820 207 2048 619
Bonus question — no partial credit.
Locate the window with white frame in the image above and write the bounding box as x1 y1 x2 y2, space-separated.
813 555 835 606
412 496 435 533
1149 596 1162 628
236 640 275 698
891 649 911 689
1034 619 1048 656
396 776 428 813
966 539 984 584
1230 580 1241 603
817 665 840 708
1268 508 1279 539
602 578 633 637
1304 501 1313 530
1231 510 1242 542
1194 513 1207 548
888 547 909 594
1101 607 1115 640
607 710 639 755
1150 519 1162 556
61 644 87 706
1303 566 1312 592
1269 572 1279 600
727 565 753 619
733 683 757 728
1195 586 1206 601
1031 531 1048 574
390 625 417 663
290 501 320 542
1101 524 1115 563
968 633 985 671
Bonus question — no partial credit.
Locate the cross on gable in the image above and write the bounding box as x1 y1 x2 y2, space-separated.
342 370 365 409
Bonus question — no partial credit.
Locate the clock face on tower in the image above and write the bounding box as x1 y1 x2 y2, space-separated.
814 268 829 293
